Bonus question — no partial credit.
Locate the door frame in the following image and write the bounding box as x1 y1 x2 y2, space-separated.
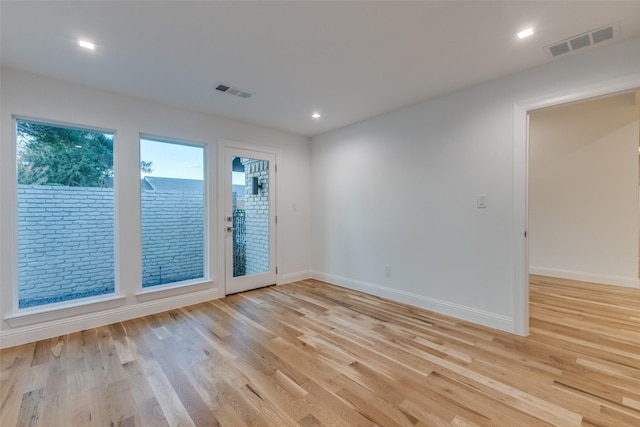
217 139 278 295
512 72 640 336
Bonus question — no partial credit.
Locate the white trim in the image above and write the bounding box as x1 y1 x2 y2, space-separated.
138 134 214 286
139 133 206 149
9 116 120 317
513 72 640 337
311 271 513 333
0 288 221 349
512 102 529 336
217 138 280 296
113 124 123 306
6 117 19 316
135 280 219 302
5 295 125 328
278 270 311 285
13 114 117 135
218 138 280 156
529 267 640 289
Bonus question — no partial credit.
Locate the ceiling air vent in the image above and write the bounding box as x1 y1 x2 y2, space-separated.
545 23 619 58
215 83 253 99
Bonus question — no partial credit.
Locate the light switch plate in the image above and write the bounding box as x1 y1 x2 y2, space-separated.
477 194 487 208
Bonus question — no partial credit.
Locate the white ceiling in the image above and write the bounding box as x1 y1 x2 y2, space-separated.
2 1 640 137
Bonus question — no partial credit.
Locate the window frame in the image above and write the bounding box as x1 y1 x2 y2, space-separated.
8 115 123 322
136 134 211 299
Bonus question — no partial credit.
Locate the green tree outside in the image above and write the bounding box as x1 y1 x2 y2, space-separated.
17 120 114 187
17 120 154 187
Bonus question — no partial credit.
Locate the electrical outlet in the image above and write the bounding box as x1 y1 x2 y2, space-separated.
384 266 391 277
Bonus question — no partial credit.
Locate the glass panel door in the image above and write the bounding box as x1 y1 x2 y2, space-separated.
224 147 276 294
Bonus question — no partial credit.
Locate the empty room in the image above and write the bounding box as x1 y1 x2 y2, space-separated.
1 1 639 426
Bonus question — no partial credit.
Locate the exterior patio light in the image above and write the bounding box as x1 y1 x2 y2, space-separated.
252 176 264 195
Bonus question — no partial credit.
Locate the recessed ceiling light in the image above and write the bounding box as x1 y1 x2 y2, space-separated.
78 39 95 50
311 112 321 119
517 28 535 39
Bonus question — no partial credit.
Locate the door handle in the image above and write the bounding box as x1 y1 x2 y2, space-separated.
226 227 234 232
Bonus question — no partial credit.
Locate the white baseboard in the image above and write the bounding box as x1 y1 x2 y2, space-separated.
0 287 223 349
310 271 513 333
278 270 311 285
529 266 640 288
1 269 520 348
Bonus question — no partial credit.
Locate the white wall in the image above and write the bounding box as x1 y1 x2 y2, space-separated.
310 35 640 333
529 94 639 287
0 68 311 347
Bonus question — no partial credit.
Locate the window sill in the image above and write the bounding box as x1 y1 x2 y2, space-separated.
5 294 126 328
136 279 214 303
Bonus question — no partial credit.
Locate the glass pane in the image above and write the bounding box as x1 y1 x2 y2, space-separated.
140 138 205 287
16 119 115 308
232 157 269 277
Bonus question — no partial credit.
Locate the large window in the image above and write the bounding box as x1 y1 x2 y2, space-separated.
140 138 205 288
16 119 115 309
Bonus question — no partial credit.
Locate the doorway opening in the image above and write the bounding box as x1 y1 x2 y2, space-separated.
528 91 639 286
513 73 640 336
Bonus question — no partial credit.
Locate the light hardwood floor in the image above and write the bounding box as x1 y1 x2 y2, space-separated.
1 276 639 426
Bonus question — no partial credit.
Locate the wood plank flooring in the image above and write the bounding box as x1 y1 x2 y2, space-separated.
1 277 639 426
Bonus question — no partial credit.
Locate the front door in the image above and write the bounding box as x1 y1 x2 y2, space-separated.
224 147 276 294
